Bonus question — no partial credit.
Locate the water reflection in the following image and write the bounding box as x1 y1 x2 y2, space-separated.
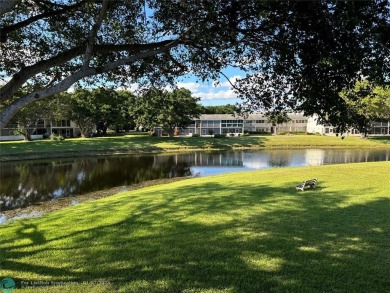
0 155 191 211
0 149 389 210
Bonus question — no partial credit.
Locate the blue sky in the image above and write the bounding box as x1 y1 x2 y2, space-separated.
175 66 245 106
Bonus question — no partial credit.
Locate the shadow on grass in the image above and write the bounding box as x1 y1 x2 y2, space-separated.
173 136 267 149
1 181 389 292
368 136 390 144
0 136 167 159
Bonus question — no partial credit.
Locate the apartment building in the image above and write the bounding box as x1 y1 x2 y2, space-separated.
0 119 81 141
1 113 389 141
181 113 308 136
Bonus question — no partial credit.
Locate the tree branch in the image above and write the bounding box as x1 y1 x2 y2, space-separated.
0 1 86 43
0 39 180 128
83 0 110 68
219 70 241 92
0 40 177 103
0 0 21 16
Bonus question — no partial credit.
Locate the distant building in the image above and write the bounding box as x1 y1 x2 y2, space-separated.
307 115 390 136
306 115 355 135
1 113 389 141
0 119 81 141
181 113 308 136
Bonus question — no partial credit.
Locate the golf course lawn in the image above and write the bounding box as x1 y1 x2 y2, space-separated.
1 162 389 292
1 134 389 161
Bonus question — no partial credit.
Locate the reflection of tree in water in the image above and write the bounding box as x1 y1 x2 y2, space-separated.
2 150 388 211
267 151 291 167
0 155 192 211
150 156 192 179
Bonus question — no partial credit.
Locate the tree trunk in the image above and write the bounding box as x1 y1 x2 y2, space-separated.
25 132 32 141
167 128 174 138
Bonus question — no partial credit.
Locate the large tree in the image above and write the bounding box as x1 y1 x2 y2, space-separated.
131 88 201 137
0 1 388 131
7 98 53 140
340 81 390 137
266 111 292 135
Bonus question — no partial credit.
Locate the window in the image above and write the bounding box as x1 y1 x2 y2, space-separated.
4 122 18 129
221 120 243 128
52 120 71 127
255 120 265 124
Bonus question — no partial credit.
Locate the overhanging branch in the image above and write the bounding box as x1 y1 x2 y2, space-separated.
0 38 180 128
0 40 178 103
0 0 21 17
0 1 87 43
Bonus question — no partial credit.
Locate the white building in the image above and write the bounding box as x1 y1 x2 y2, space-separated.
181 113 308 136
306 114 390 136
0 119 81 141
1 113 389 141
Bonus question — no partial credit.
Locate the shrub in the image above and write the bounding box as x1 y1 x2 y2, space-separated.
49 134 65 141
247 131 271 135
214 134 226 138
191 133 200 137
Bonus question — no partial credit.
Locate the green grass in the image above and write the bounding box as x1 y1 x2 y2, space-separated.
1 162 389 292
1 134 389 161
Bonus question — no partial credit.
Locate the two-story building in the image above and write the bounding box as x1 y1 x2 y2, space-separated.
0 119 81 141
181 113 308 136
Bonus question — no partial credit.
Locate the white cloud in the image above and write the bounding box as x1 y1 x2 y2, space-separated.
213 75 242 88
174 75 243 101
115 83 139 92
176 81 208 92
196 88 238 100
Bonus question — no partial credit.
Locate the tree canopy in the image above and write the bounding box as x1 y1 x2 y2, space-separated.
0 0 388 131
201 104 237 114
266 111 292 135
131 88 201 137
340 81 390 136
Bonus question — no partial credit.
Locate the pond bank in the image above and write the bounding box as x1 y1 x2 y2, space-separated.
0 177 190 224
1 134 390 162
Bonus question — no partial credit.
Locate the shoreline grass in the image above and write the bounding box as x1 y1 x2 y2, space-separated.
1 162 389 292
1 134 389 162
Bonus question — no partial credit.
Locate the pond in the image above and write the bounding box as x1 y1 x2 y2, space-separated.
1 149 389 211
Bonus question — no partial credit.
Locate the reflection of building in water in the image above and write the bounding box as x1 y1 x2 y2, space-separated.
241 153 269 169
304 149 327 166
304 149 390 166
153 152 244 167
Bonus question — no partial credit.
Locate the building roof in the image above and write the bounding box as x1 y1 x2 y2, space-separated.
198 113 306 120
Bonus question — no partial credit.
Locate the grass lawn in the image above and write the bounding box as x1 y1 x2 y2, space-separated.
1 162 389 292
1 134 389 161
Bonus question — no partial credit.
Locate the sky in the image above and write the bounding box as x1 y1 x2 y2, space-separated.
174 66 245 106
97 66 246 107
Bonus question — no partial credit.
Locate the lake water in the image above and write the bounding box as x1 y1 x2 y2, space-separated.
1 149 389 211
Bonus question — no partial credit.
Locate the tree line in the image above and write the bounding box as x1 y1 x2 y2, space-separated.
6 87 240 140
7 80 390 141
